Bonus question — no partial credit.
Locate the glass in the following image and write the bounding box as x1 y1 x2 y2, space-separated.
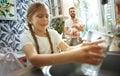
81 41 110 76
80 30 113 76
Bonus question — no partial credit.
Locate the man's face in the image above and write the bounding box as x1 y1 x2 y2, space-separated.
69 8 76 18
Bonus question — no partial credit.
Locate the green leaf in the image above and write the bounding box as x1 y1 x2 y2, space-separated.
0 11 3 16
0 11 6 17
9 13 14 17
5 9 10 12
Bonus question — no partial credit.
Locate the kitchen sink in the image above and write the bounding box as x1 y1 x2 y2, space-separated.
50 51 120 76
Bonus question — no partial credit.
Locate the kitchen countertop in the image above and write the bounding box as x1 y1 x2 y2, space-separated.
11 51 120 76
50 51 120 76
11 66 44 76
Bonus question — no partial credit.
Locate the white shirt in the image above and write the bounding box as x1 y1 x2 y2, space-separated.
20 29 63 54
65 18 84 38
65 18 84 29
20 29 63 75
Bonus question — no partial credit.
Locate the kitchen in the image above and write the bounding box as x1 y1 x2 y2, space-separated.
0 0 120 76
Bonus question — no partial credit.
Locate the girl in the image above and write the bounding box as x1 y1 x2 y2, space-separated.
21 2 105 76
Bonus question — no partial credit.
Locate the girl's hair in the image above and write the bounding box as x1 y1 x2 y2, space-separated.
26 2 53 54
27 2 49 18
115 0 120 3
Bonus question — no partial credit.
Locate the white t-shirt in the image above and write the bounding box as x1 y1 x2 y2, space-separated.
65 18 84 29
20 29 63 75
20 29 63 54
65 18 84 38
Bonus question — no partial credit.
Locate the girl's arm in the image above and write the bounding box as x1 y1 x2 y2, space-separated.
58 39 105 52
23 44 74 67
23 44 105 67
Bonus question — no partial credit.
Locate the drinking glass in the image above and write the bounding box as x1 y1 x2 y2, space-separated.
80 30 113 76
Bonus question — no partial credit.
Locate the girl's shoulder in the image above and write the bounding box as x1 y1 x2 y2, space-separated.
21 30 32 38
22 30 31 36
48 29 59 36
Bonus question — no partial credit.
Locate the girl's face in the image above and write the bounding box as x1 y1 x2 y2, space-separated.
29 7 49 31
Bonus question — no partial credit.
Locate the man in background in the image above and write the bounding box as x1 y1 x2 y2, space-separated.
64 7 85 45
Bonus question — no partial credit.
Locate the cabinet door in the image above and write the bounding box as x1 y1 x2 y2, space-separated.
49 0 62 16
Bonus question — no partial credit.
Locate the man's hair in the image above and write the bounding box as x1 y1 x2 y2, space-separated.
69 7 75 12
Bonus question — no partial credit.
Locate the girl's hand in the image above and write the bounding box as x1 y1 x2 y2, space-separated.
73 44 106 65
81 39 105 46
